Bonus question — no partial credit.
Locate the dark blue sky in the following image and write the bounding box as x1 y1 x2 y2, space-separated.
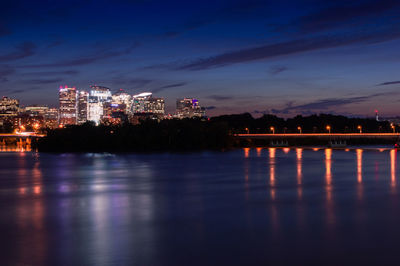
1 0 400 116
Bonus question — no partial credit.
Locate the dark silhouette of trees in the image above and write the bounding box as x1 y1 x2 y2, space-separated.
37 113 394 152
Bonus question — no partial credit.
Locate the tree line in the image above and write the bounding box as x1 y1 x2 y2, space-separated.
37 113 393 152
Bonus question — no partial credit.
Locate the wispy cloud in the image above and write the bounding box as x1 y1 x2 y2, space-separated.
177 28 400 70
266 92 397 115
21 43 139 68
269 65 288 75
26 78 64 84
377 80 400 86
22 70 78 76
296 0 400 34
0 65 15 82
206 95 233 101
152 82 186 93
0 42 36 62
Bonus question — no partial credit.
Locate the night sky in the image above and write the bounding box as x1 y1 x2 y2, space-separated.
1 0 400 117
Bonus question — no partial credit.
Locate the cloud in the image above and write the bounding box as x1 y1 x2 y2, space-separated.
161 0 270 38
267 92 396 115
8 86 43 94
22 70 78 76
0 65 15 82
152 82 186 93
204 106 216 110
0 23 11 37
269 65 288 75
377 80 400 86
206 95 233 101
0 42 36 62
296 0 400 34
177 28 400 70
26 78 64 84
21 42 139 68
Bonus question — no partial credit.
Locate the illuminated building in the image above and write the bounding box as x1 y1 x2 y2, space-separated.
89 85 112 102
24 105 49 117
132 92 164 115
0 96 19 117
44 108 59 128
77 91 88 124
59 86 77 125
112 89 132 114
176 98 205 118
44 108 58 121
87 99 103 125
87 85 112 125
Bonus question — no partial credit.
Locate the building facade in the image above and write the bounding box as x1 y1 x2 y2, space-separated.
176 98 205 118
77 91 89 124
59 86 77 125
86 85 112 125
0 96 19 117
132 92 164 115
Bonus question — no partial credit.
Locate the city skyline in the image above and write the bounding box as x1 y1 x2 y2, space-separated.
1 0 400 117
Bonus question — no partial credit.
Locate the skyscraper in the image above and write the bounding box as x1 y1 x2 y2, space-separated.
59 86 77 125
87 85 112 125
132 92 165 114
77 91 89 124
176 98 205 118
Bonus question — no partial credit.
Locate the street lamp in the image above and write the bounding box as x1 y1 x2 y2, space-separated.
391 124 396 133
297 126 302 134
245 127 249 134
357 125 362 133
270 126 275 134
326 125 331 134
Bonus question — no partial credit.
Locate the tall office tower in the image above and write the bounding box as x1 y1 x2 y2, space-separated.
112 89 132 114
59 86 77 125
176 98 205 118
132 92 165 114
77 90 89 124
0 96 19 117
87 85 112 125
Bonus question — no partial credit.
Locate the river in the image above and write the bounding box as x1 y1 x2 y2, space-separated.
0 147 399 265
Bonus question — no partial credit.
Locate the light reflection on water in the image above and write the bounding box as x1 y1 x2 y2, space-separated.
1 148 400 265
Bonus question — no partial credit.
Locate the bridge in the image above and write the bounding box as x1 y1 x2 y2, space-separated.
235 133 400 146
236 133 400 140
0 132 45 139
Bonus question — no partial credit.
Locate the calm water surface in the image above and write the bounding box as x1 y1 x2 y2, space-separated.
0 147 399 265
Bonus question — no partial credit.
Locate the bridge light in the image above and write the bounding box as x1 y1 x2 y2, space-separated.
270 126 275 134
326 125 331 134
297 126 302 134
357 125 362 133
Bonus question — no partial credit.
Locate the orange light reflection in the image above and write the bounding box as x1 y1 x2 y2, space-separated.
296 148 303 198
244 148 250 158
391 149 397 189
269 148 276 200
